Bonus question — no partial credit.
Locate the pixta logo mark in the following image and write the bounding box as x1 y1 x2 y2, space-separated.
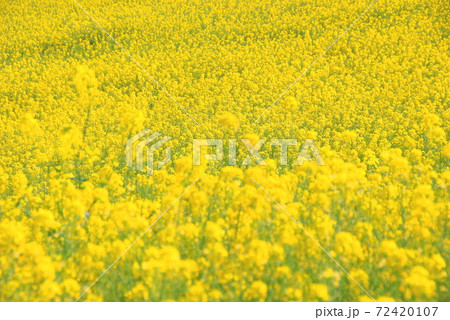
126 130 325 175
126 129 171 175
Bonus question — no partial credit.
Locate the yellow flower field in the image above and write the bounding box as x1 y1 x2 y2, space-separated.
0 0 448 301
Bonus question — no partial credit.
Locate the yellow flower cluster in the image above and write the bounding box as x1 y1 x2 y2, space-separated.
0 0 448 301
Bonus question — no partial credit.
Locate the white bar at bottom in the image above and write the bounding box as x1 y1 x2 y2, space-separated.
1 302 449 320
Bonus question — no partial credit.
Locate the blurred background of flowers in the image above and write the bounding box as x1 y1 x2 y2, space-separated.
0 0 448 301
